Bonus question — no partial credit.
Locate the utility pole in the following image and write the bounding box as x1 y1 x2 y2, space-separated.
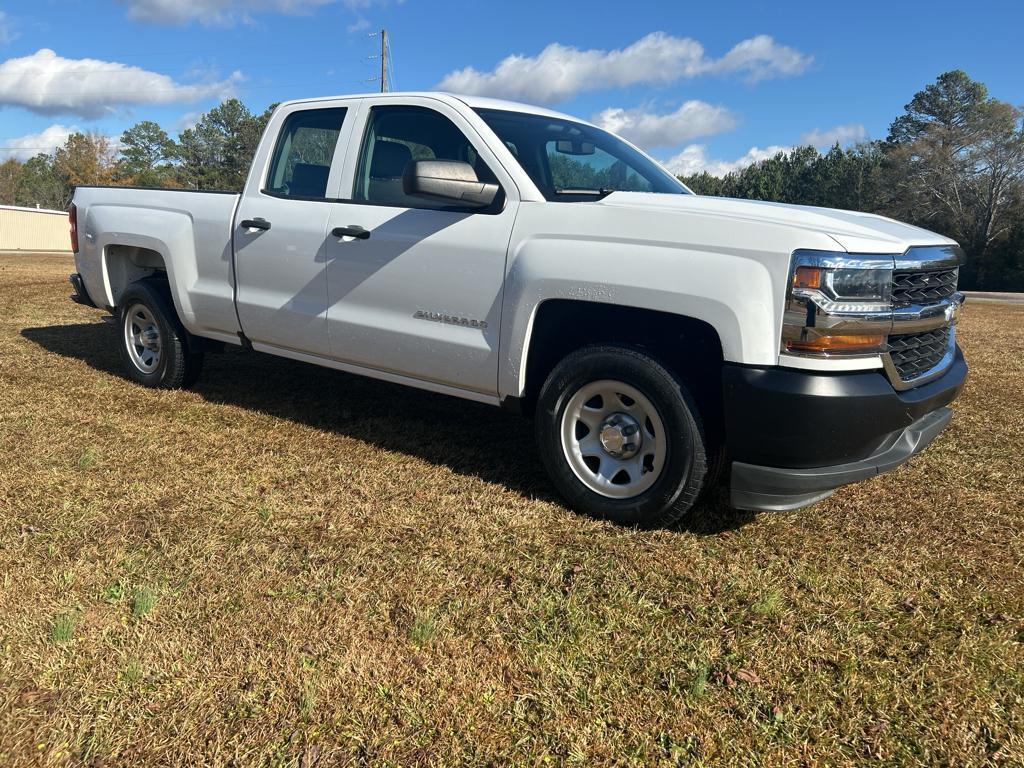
380 28 388 93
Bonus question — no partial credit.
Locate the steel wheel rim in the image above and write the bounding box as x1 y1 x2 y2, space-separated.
123 303 162 374
560 379 667 499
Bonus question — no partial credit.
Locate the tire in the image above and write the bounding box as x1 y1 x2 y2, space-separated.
117 279 203 389
536 345 708 527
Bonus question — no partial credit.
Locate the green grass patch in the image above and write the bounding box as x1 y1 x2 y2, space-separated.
130 585 157 618
49 613 75 644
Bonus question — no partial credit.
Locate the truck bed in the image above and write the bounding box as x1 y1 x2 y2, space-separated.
72 186 243 343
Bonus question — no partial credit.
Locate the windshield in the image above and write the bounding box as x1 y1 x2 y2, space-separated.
474 108 691 201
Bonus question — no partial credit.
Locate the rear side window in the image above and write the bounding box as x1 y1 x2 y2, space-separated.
265 108 348 199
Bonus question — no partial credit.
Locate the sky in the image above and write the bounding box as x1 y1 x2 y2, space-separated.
0 0 1021 176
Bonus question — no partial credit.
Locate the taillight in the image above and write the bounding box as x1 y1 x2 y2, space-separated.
69 204 79 252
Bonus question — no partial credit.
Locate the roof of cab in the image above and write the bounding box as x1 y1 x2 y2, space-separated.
276 91 587 125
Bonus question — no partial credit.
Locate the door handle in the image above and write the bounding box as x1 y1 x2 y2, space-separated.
240 218 271 231
332 225 371 240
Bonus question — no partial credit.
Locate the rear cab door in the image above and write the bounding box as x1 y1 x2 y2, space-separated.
233 98 361 357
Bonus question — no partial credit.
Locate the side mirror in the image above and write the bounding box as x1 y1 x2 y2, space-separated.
402 160 499 209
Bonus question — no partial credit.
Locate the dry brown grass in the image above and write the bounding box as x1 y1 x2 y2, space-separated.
1 253 1022 767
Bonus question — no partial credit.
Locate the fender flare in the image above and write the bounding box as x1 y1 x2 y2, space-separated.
498 240 778 399
88 205 200 334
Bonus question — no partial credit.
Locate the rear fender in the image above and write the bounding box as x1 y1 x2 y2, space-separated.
88 205 199 332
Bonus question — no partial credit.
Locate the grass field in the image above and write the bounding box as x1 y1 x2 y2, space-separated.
1 252 1022 766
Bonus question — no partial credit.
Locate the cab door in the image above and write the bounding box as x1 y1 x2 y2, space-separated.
233 100 359 357
323 97 519 396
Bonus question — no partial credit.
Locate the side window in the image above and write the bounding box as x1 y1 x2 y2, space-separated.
265 107 348 199
354 105 498 209
545 141 653 193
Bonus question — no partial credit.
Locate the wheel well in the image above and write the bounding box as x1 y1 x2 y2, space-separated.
105 245 167 308
523 300 725 438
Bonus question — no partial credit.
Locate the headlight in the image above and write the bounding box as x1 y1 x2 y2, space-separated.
782 251 893 356
799 266 890 303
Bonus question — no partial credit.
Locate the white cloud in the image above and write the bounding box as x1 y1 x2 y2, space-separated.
118 0 335 25
0 124 77 160
800 123 867 148
341 0 405 9
436 32 812 104
0 49 241 118
118 0 398 25
174 110 203 132
659 122 867 178
594 101 737 148
347 17 371 33
662 144 789 177
706 34 812 83
0 12 17 45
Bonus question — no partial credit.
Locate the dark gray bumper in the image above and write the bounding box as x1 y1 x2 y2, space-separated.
730 406 953 512
69 273 97 308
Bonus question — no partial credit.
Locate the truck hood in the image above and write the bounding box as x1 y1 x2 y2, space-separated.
598 191 957 254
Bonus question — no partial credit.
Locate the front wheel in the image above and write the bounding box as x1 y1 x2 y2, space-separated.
117 280 203 389
536 346 708 527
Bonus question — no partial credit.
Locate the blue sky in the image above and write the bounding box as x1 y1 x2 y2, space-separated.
1 0 1020 175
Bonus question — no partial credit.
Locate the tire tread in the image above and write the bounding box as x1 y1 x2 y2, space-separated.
118 279 203 389
536 344 708 528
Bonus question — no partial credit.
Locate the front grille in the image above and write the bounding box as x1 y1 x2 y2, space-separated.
892 267 958 306
887 327 951 381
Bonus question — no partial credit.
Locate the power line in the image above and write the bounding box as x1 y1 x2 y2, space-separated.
0 33 398 127
0 55 382 79
386 33 397 91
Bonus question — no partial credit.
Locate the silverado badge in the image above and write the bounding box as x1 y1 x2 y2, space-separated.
413 310 488 329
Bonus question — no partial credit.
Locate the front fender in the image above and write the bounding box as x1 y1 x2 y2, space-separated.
498 237 801 399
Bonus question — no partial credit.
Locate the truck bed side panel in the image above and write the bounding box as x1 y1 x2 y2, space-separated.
73 187 242 342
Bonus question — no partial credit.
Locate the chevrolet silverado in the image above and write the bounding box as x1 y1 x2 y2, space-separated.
68 92 968 526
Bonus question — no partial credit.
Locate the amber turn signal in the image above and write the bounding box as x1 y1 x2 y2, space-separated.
792 266 823 290
786 334 884 353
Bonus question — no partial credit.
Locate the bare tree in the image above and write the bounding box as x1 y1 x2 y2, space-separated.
886 70 1024 259
52 132 118 206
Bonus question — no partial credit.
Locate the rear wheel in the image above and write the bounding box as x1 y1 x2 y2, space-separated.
536 345 708 527
117 280 203 389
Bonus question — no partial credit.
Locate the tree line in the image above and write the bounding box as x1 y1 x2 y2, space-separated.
680 71 1024 291
1 70 1021 290
0 99 276 211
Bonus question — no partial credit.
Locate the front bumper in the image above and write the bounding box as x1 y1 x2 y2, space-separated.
724 347 967 511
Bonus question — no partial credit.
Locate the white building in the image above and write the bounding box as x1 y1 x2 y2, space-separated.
0 205 72 253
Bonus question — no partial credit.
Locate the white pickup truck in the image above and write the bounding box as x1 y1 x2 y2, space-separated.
69 92 968 526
